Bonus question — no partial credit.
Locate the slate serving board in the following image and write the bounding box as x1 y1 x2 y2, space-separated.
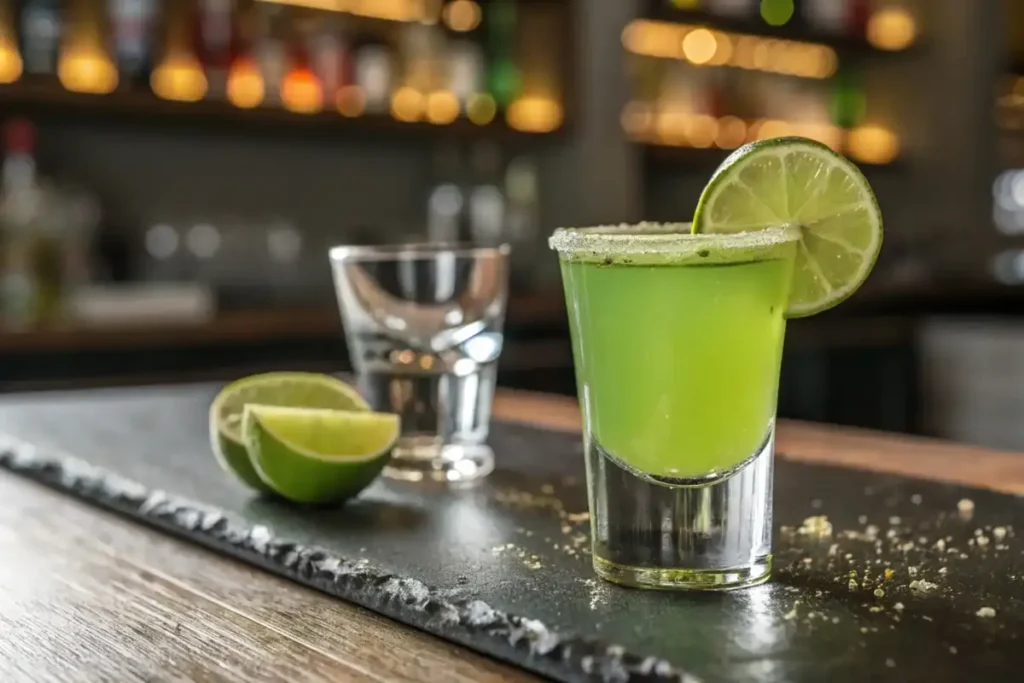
0 383 1022 683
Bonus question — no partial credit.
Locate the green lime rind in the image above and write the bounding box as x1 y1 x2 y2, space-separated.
243 405 398 505
548 223 800 266
209 372 370 493
692 136 883 318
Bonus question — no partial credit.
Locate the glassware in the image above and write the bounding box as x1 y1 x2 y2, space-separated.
549 223 799 590
330 243 510 483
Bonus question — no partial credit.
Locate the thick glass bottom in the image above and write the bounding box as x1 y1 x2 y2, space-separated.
593 554 772 591
586 423 775 591
383 438 495 483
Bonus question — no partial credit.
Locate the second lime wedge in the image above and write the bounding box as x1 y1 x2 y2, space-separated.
243 405 399 504
209 372 370 492
692 136 883 317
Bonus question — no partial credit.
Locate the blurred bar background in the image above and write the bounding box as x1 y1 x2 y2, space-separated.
0 0 1021 450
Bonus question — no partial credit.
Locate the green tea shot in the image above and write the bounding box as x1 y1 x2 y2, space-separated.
549 137 883 590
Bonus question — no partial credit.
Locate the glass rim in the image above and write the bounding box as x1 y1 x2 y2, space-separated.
548 223 800 263
329 242 511 262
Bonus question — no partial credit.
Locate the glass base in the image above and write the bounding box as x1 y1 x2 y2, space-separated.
593 554 772 591
586 424 776 592
383 438 495 483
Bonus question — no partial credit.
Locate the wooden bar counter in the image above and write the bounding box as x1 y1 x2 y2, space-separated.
1 389 1021 682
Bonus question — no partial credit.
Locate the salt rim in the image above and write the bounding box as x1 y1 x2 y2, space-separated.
548 222 800 265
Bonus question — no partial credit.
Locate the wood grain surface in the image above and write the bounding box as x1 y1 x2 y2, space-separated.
0 471 536 683
493 389 1024 494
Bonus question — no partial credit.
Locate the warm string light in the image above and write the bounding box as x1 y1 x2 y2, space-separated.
866 7 917 52
0 33 22 84
506 96 563 133
151 52 208 102
847 124 899 164
336 84 366 117
442 0 482 32
227 55 265 108
58 45 119 94
255 0 427 23
57 3 118 95
466 92 497 125
623 19 837 79
282 68 324 113
622 103 880 158
425 90 460 124
391 86 425 122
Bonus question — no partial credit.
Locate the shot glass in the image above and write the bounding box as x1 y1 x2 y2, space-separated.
549 223 800 590
329 243 510 483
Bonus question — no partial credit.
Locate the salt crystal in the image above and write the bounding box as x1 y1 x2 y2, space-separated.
911 494 923 505
798 515 833 538
977 606 996 618
994 527 1008 541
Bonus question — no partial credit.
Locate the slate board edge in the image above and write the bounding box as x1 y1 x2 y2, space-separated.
0 435 700 683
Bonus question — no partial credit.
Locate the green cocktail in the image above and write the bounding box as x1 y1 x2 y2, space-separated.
560 226 796 481
550 137 884 591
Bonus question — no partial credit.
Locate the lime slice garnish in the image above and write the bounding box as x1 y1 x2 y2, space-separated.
692 136 883 317
243 405 399 504
209 372 369 492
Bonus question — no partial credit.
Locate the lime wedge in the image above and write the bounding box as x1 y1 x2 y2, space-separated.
243 405 399 504
692 136 883 317
209 372 369 492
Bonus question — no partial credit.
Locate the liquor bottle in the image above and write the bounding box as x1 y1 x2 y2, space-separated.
107 0 158 88
829 67 866 129
150 1 207 102
226 2 263 108
447 38 485 110
504 155 539 287
0 118 58 329
255 4 286 107
845 0 871 38
426 145 465 244
196 0 233 99
354 42 393 114
707 0 756 19
484 0 519 110
281 29 323 114
19 0 61 76
803 0 846 34
467 141 506 247
309 17 345 103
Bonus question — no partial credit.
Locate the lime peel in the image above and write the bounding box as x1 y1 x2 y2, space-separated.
243 404 399 505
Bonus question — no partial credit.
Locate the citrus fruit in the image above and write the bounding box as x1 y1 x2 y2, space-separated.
209 372 369 492
243 405 399 504
692 136 883 317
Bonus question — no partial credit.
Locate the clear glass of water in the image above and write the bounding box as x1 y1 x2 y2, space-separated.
329 243 510 483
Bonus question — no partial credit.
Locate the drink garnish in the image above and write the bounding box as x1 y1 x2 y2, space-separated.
692 136 883 317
